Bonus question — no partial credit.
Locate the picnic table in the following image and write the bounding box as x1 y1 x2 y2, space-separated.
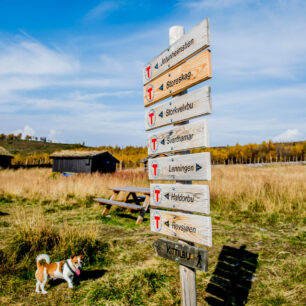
94 186 150 224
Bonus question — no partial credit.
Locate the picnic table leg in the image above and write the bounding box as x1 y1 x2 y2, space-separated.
124 192 133 213
102 191 119 216
136 195 150 225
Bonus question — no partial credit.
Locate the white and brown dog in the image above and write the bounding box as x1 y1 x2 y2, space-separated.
35 253 85 294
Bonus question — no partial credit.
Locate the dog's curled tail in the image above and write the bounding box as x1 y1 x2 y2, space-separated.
36 254 50 267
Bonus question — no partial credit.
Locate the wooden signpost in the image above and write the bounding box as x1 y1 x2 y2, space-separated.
145 86 212 131
150 183 210 214
147 119 209 155
143 19 213 305
143 50 212 107
143 18 210 84
153 238 208 271
148 152 211 181
150 209 212 246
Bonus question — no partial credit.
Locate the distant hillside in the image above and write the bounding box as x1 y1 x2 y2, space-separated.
0 138 86 156
0 133 304 169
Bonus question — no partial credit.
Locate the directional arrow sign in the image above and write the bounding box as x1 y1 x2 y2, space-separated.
143 18 210 84
143 50 212 107
148 152 211 181
150 183 210 214
145 86 212 131
147 119 209 155
150 209 212 246
153 238 208 271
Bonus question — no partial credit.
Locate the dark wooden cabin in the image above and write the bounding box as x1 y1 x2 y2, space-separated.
0 147 13 169
50 150 119 174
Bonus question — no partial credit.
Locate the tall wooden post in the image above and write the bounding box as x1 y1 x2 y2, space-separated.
170 25 197 306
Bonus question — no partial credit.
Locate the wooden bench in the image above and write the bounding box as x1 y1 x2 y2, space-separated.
94 198 143 211
94 186 150 224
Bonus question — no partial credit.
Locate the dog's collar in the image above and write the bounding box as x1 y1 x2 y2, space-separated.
64 260 76 274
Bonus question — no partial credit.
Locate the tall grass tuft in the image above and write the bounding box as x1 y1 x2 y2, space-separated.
0 209 108 277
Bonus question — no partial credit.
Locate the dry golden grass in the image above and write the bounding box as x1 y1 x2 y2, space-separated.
0 168 148 202
0 164 305 305
209 164 306 213
0 164 305 213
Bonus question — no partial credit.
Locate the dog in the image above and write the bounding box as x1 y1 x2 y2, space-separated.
35 253 85 294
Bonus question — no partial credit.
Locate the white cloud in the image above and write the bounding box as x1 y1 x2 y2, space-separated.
12 125 35 138
0 37 80 96
70 90 137 101
272 129 303 142
182 0 247 9
84 1 119 21
0 40 79 76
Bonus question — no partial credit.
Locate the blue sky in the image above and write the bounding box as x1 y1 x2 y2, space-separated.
0 0 305 147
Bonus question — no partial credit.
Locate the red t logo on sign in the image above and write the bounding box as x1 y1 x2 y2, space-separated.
147 87 153 100
151 137 157 151
154 189 160 202
149 111 155 126
154 215 160 229
146 84 154 102
145 65 151 79
152 163 158 176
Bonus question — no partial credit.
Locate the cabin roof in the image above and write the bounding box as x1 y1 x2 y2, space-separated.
50 150 119 162
0 146 13 157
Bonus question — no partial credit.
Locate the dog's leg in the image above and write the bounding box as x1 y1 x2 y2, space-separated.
64 275 74 288
40 268 48 294
35 280 40 293
35 271 40 293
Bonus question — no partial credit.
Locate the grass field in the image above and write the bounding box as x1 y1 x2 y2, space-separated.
0 165 305 305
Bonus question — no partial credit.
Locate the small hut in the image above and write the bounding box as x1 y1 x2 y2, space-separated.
0 147 13 168
50 150 119 174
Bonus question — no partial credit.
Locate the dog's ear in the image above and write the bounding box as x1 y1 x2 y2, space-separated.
80 254 85 260
70 255 75 260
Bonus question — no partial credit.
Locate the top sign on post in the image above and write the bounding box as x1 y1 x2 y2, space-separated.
143 19 210 84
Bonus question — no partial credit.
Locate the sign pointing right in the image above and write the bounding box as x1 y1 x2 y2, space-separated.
148 152 211 181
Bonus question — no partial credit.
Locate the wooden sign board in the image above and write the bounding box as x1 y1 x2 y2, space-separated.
147 119 209 155
150 209 212 246
145 86 212 131
153 238 208 271
144 50 212 107
148 152 211 181
150 183 210 214
143 18 210 84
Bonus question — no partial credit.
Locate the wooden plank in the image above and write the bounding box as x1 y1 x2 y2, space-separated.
153 238 208 271
143 50 212 107
143 19 210 84
150 183 210 214
109 186 150 194
145 86 211 131
147 119 209 155
93 198 143 210
148 152 211 181
150 209 212 246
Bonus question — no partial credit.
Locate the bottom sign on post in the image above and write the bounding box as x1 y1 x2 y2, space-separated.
153 238 208 271
150 209 212 247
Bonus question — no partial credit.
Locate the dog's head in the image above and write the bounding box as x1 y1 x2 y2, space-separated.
70 254 85 276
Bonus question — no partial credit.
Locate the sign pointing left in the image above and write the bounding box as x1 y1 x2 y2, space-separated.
150 209 212 247
147 119 209 155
